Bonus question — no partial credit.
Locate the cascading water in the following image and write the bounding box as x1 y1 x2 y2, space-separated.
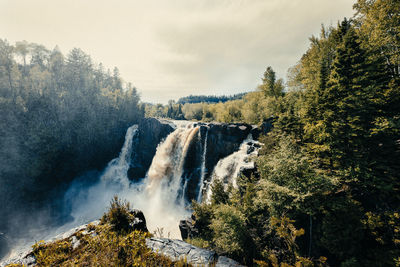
205 134 260 203
101 125 138 186
146 124 200 195
197 128 209 202
67 123 201 239
67 124 140 225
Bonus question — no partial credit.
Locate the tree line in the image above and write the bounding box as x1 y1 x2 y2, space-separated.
177 93 246 104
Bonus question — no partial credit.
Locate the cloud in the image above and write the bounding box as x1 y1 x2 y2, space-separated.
0 0 355 103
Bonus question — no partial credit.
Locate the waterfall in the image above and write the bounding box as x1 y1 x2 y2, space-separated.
197 128 209 202
100 125 139 187
205 134 259 203
67 122 201 239
146 124 199 195
141 123 199 237
67 125 139 225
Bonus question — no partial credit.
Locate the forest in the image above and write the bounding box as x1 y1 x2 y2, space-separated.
1 0 399 266
0 40 143 242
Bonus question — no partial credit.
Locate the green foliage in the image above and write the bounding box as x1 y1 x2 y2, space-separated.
190 169 317 266
210 204 248 261
210 178 229 205
354 0 400 78
177 93 246 104
272 11 400 266
256 134 334 216
260 66 285 99
29 226 187 267
189 7 400 266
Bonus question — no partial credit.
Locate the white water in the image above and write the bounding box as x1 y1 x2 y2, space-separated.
197 128 209 202
67 123 200 239
143 123 199 237
100 125 138 187
67 125 140 225
205 134 260 203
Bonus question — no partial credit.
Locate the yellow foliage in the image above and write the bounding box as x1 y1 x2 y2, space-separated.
24 225 189 267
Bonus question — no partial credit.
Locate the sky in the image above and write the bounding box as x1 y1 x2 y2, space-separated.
0 0 355 103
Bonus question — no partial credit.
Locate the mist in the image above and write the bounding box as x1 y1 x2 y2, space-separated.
64 124 192 239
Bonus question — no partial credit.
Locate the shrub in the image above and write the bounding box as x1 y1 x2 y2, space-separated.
101 195 134 234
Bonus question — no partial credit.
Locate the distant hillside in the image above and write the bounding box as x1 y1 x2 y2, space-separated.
177 93 246 104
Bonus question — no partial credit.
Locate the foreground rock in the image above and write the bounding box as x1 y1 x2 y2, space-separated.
179 214 199 240
146 238 243 267
0 221 99 267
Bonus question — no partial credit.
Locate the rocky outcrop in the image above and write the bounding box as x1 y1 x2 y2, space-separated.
204 123 253 172
261 117 274 135
146 238 244 267
128 118 174 181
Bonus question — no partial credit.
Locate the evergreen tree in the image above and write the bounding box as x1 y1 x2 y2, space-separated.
260 66 284 98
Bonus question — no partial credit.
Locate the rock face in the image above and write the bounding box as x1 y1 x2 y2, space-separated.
261 117 274 135
182 122 254 201
204 123 253 175
146 238 244 267
128 118 175 181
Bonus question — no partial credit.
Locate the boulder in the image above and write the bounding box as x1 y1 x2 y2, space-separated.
216 256 244 267
146 237 244 267
179 215 198 240
146 237 217 266
129 209 148 232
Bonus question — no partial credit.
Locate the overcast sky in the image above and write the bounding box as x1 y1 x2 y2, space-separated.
0 0 355 103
